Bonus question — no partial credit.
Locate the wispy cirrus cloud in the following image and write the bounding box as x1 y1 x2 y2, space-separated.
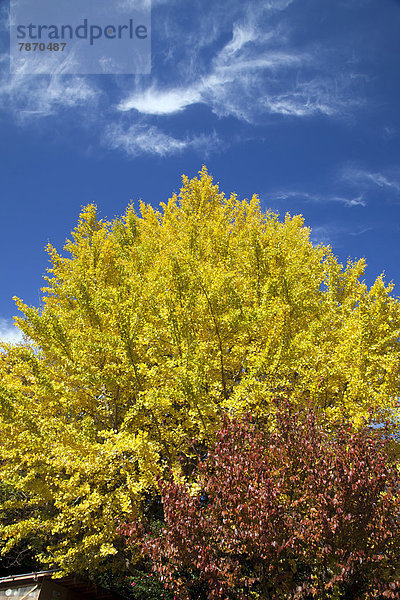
0 68 100 120
104 122 220 157
309 225 337 246
0 6 99 119
310 223 372 247
340 167 400 195
349 225 372 236
269 190 366 208
0 0 371 158
117 20 271 115
117 0 366 124
117 14 352 122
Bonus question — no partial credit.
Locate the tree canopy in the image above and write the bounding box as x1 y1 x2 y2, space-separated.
1 166 400 573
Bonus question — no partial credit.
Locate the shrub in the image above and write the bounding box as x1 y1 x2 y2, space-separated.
124 403 400 599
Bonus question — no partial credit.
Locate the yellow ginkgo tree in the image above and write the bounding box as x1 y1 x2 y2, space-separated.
1 166 400 574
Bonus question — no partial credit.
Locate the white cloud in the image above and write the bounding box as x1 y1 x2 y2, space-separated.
310 225 335 246
218 22 260 58
104 123 220 157
116 0 167 8
332 194 366 207
309 223 370 246
118 86 202 115
0 0 371 158
116 0 152 9
118 5 357 123
264 95 333 117
270 190 366 208
0 319 24 344
263 73 361 118
118 23 306 119
349 226 372 236
0 0 100 119
366 173 400 191
266 0 296 8
0 69 100 120
117 19 268 116
340 167 400 195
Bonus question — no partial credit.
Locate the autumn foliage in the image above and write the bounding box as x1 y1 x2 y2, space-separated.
125 403 400 600
1 167 400 573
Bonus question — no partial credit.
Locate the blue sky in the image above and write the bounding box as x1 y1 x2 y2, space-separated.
1 0 400 342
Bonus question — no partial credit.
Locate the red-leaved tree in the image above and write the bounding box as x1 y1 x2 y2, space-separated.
123 403 400 600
